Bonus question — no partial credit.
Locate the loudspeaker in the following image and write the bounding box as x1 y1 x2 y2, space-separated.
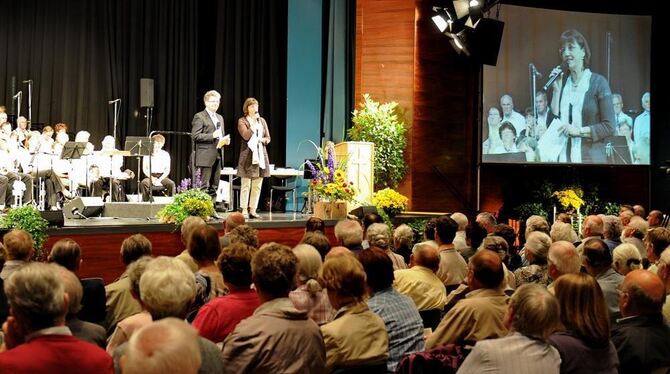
349 205 378 219
140 78 154 108
63 197 104 219
470 18 505 66
40 210 64 228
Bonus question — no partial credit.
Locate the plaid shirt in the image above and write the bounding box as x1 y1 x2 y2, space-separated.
368 288 425 373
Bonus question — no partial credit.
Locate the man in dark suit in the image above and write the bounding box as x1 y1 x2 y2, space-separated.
191 90 229 197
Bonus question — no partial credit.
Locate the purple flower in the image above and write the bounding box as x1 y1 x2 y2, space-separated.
327 144 336 183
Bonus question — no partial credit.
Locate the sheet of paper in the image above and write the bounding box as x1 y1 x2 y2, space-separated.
537 118 567 162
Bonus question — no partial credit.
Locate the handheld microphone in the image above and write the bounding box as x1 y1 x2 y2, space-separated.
543 63 566 91
529 63 542 78
108 98 121 104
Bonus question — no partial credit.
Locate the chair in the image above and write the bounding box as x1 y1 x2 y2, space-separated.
269 175 297 212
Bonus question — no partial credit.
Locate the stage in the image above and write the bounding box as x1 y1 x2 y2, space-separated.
43 212 337 284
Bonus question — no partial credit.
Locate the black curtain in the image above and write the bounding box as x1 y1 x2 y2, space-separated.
0 0 288 187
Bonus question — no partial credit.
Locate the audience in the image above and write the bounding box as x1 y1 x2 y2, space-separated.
334 219 365 254
426 250 509 349
121 318 201 374
300 231 332 260
363 212 384 234
188 225 227 309
550 221 579 243
358 247 424 372
514 231 552 287
524 215 550 240
492 223 519 270
611 269 670 372
633 204 646 218
647 209 663 228
656 248 670 322
583 238 624 320
601 215 623 252
222 243 326 372
546 240 581 292
320 253 389 371
393 224 414 264
621 216 648 262
394 244 448 312
577 215 604 253
478 235 516 289
464 221 488 257
0 229 34 281
612 243 643 276
226 224 260 248
476 212 497 234
450 212 469 256
367 223 407 270
219 212 245 247
644 227 670 273
193 242 260 343
548 273 619 373
457 284 560 373
175 216 207 272
288 243 334 324
305 216 326 233
0 263 113 372
411 218 438 253
434 215 468 290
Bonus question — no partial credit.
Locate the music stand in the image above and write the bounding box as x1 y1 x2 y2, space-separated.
124 137 152 203
60 142 88 199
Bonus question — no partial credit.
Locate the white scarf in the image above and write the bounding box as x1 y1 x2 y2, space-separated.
559 69 592 163
247 116 265 169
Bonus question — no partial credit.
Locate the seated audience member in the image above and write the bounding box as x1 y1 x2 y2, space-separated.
493 223 519 270
48 238 106 325
450 212 469 256
175 216 207 272
657 248 670 322
56 266 107 348
320 254 389 371
105 234 153 333
621 216 648 262
612 243 643 276
601 215 623 252
112 257 223 374
358 248 424 373
644 227 670 273
288 244 334 325
411 218 438 253
611 270 670 373
222 243 326 372
576 215 604 253
121 318 201 374
476 212 497 234
363 212 384 234
546 241 581 293
514 231 552 287
647 209 663 229
426 250 509 349
548 273 619 373
457 284 560 373
0 229 33 281
107 257 153 353
478 236 516 290
226 224 260 248
393 224 414 265
300 231 332 260
394 244 448 312
193 242 259 343
550 221 579 244
619 209 634 227
367 223 407 270
326 246 353 259
0 263 113 372
188 225 227 317
524 215 550 240
335 219 365 254
434 215 468 290
218 212 245 248
583 238 624 320
464 221 488 256
305 216 326 233
633 204 646 218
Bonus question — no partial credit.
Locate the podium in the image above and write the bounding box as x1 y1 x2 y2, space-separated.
334 142 374 209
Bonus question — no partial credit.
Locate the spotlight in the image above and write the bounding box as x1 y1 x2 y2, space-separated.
431 6 454 33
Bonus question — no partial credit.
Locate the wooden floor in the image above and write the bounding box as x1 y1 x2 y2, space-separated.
43 212 337 284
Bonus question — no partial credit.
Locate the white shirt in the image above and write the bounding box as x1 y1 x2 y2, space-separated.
503 111 526 136
143 149 171 176
633 111 650 164
206 109 220 128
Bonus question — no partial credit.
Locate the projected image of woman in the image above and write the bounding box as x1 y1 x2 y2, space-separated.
549 29 615 163
482 106 503 154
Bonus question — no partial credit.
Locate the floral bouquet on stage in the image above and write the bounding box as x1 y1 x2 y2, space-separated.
552 188 584 211
156 188 214 224
305 142 357 203
372 188 408 218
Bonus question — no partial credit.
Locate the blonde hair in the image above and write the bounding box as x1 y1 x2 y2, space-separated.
366 223 391 249
203 90 221 102
612 243 642 275
393 224 414 248
3 229 34 261
242 98 259 116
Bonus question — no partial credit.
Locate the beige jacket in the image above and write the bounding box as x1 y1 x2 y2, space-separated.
104 272 142 333
320 301 389 372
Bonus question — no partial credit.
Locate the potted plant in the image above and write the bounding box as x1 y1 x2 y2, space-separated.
156 188 215 225
306 142 357 220
372 188 408 218
349 94 408 189
0 205 49 260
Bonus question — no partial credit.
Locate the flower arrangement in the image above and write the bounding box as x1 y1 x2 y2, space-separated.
372 188 408 217
553 188 584 211
156 188 215 224
306 142 357 203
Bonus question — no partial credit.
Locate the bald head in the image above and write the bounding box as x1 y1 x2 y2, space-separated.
582 215 604 237
468 250 504 290
224 212 246 233
412 244 440 272
547 241 581 280
647 210 663 228
325 246 352 259
620 269 665 317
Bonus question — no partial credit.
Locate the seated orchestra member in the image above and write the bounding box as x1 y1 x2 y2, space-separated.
0 139 33 209
69 130 98 193
92 135 133 201
140 134 175 201
14 116 30 143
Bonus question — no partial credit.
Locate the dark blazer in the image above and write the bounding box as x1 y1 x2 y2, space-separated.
79 277 106 325
192 110 225 167
236 116 271 178
611 313 670 373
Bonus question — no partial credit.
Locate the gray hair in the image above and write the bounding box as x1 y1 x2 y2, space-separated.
393 224 414 248
628 216 649 234
334 219 363 247
292 244 323 294
524 231 552 262
509 283 560 340
366 223 391 249
4 263 66 331
478 236 509 255
450 212 469 231
525 215 549 239
128 256 155 299
550 222 578 243
613 243 643 275
602 215 623 240
547 241 581 276
124 318 201 374
140 257 196 320
55 266 84 316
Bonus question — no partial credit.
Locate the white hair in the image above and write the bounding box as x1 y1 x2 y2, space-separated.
123 318 201 374
613 243 643 275
450 212 469 231
547 241 581 276
525 215 549 239
366 223 391 249
203 90 221 102
140 257 196 319
74 131 90 142
627 216 649 234
393 224 414 247
550 222 578 243
292 244 323 294
524 231 552 261
334 219 363 247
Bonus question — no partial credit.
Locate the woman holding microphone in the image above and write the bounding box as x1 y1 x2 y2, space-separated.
237 98 271 219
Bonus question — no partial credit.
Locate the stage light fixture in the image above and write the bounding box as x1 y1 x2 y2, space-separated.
431 6 455 33
452 0 470 19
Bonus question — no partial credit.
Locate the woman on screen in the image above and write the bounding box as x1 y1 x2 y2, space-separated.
482 106 503 154
549 29 615 164
489 121 518 154
237 97 271 219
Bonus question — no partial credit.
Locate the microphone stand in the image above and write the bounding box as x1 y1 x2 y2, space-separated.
23 80 33 129
13 91 22 119
528 64 538 138
110 100 121 149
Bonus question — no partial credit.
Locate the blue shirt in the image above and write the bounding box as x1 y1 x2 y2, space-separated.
368 287 425 373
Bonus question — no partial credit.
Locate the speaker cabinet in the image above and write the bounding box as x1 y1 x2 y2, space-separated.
140 78 154 108
63 197 104 219
349 205 378 219
470 18 505 66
